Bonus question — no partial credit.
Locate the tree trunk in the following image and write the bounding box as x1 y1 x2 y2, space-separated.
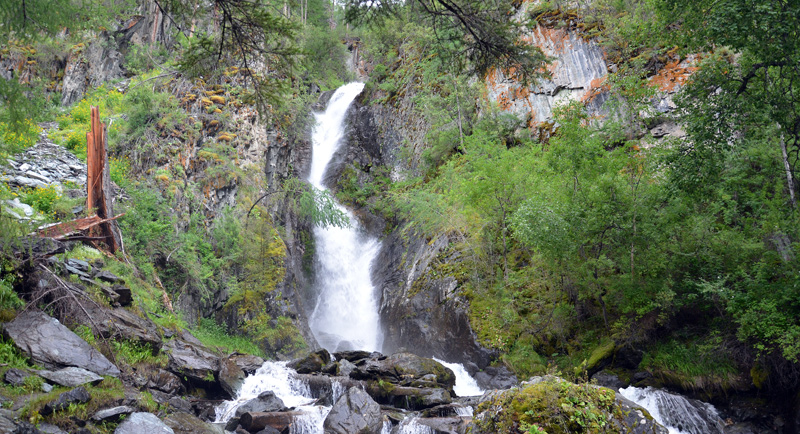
780 135 797 210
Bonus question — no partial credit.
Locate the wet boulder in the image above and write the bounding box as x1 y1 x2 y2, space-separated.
287 349 331 374
323 387 383 434
239 411 302 433
230 353 265 375
219 356 247 398
2 310 120 377
351 352 455 390
368 384 452 411
234 391 286 417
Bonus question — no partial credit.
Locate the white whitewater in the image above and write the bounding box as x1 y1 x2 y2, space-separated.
307 82 384 353
433 358 484 397
620 386 725 434
214 361 330 433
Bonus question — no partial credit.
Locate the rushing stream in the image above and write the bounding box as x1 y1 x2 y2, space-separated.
620 386 725 434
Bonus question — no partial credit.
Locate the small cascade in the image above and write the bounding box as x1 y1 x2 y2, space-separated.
306 82 384 353
619 386 725 434
391 417 436 434
454 406 474 417
214 361 333 434
433 358 484 397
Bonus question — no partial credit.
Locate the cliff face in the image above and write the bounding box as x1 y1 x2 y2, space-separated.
486 20 610 126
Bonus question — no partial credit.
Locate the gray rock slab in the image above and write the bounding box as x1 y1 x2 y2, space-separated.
2 310 120 377
164 332 219 382
94 270 122 283
115 412 175 434
4 368 33 386
91 405 135 422
39 367 104 387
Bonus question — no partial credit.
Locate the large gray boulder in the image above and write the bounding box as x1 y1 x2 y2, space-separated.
2 310 120 377
234 391 286 417
164 331 219 382
323 387 382 434
115 412 175 434
88 306 162 348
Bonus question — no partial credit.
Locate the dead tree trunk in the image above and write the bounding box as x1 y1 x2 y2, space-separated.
86 106 122 253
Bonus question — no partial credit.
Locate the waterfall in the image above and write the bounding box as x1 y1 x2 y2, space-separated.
306 82 384 353
619 386 725 434
433 358 484 397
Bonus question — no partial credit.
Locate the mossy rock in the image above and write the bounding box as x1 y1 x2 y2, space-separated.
585 338 615 373
474 376 666 434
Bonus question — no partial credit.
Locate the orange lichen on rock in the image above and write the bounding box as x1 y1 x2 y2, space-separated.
582 77 608 103
649 59 698 92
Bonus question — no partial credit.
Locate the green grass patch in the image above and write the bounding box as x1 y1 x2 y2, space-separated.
21 376 125 431
192 318 264 357
640 337 740 391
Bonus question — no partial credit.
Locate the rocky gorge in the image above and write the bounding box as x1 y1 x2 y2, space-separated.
2 0 799 432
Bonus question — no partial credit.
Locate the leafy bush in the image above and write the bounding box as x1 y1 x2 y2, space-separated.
21 185 60 215
0 118 41 156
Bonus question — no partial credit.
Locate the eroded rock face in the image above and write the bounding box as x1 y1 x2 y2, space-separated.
2 310 120 377
219 356 247 398
323 387 383 434
374 232 493 372
486 20 609 125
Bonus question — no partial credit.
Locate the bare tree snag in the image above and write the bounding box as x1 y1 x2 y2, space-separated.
84 106 122 253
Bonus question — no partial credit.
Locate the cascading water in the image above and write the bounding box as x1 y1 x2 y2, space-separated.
433 358 484 397
306 82 384 353
214 83 481 433
620 386 725 434
214 361 330 432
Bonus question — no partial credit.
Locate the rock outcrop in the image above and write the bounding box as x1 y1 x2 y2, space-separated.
2 309 120 377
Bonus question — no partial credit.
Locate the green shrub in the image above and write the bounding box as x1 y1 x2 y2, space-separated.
21 185 60 215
